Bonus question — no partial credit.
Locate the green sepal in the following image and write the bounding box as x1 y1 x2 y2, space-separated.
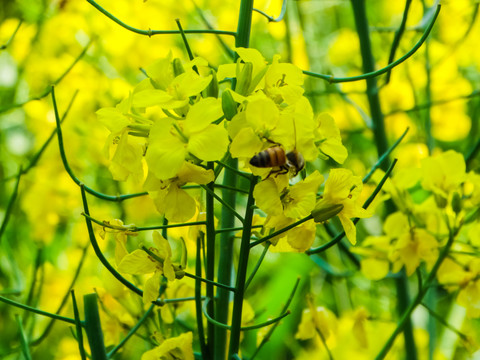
235 61 253 96
202 68 219 98
173 58 185 77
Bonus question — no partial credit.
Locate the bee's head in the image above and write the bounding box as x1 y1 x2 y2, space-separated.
286 150 305 175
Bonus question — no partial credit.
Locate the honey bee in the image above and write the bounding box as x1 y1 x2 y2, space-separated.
249 147 305 176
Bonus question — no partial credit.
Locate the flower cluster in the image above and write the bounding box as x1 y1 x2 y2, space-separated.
353 150 480 317
98 48 367 251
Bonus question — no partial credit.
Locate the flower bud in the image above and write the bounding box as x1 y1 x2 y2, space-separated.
172 58 185 77
202 68 218 98
451 192 462 214
311 202 344 223
235 61 253 96
222 90 237 120
434 193 447 209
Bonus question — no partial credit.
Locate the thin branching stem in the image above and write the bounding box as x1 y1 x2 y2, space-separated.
0 296 76 325
107 305 154 358
306 159 397 255
0 43 90 114
384 0 412 85
52 87 148 201
302 5 440 84
250 278 300 359
253 0 287 23
202 298 290 331
86 0 236 37
80 185 164 306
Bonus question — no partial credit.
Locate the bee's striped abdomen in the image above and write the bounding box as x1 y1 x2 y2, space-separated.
249 147 286 168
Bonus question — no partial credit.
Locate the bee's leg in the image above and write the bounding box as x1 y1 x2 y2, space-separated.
272 166 289 178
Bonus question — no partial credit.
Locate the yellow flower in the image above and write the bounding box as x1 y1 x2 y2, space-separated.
312 168 370 245
295 295 337 341
146 97 228 180
314 113 348 164
389 228 439 276
254 171 323 218
144 161 214 222
142 332 194 360
421 150 466 200
118 231 177 305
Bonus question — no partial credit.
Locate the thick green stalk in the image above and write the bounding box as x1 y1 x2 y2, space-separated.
228 176 257 358
214 159 238 360
83 294 107 360
349 1 417 358
236 0 254 49
205 163 216 357
211 2 254 358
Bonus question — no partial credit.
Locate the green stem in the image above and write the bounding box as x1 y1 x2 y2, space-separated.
384 0 412 85
31 244 89 346
306 158 397 255
107 305 154 358
195 233 208 359
16 314 32 360
215 160 238 360
71 291 87 360
84 294 107 360
203 298 290 331
52 87 148 201
0 19 22 50
0 168 21 245
80 186 163 306
0 43 89 114
250 215 313 248
200 184 244 223
375 228 458 359
205 162 216 357
235 0 254 48
228 176 257 358
250 278 300 359
302 5 440 84
0 295 76 325
253 0 287 23
350 2 418 357
245 243 270 290
86 0 236 37
422 2 434 154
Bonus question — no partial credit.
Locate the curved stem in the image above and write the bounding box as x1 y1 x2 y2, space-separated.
202 298 290 331
384 0 412 85
0 42 90 114
52 87 148 202
253 0 287 23
80 185 163 306
302 5 441 84
86 0 236 37
306 159 397 255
